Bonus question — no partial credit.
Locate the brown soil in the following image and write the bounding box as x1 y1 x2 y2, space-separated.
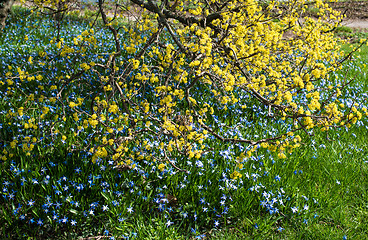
328 0 368 20
329 1 368 29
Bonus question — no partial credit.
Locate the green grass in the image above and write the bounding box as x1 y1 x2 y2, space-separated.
335 28 368 44
208 128 368 239
208 44 368 239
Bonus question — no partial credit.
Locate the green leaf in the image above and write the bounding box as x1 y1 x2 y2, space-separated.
101 191 109 201
69 209 78 215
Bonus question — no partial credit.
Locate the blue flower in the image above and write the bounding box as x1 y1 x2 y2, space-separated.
127 206 134 213
60 216 68 223
37 218 43 226
214 220 220 227
166 220 173 227
291 206 298 213
28 199 35 206
52 213 59 220
196 234 206 239
55 201 62 209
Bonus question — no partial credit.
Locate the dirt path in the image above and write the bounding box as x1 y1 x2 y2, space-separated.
329 0 368 29
342 19 368 29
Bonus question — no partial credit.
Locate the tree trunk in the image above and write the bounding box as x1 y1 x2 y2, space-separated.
0 0 14 30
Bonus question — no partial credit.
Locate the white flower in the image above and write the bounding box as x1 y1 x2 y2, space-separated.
291 206 298 213
127 206 134 213
166 220 173 227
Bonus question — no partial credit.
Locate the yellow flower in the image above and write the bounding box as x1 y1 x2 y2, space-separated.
69 102 77 108
158 163 166 172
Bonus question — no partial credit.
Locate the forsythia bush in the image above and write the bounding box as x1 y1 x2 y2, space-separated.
2 0 368 175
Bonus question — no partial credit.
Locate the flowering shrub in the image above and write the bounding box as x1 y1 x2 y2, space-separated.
1 1 368 239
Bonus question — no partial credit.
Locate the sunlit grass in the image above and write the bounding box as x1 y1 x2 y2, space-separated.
209 38 368 240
